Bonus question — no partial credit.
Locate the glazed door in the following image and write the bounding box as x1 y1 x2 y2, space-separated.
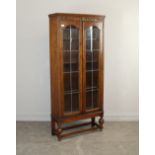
83 22 103 112
60 20 83 116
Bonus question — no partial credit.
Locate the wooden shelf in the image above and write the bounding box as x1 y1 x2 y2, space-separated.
63 50 79 52
64 90 79 94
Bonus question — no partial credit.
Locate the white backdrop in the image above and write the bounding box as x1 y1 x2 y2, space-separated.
17 0 138 121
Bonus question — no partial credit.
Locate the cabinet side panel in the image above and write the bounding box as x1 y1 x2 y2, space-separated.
49 17 59 120
102 19 105 115
99 20 104 113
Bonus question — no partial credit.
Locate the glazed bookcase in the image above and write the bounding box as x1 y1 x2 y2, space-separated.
49 13 105 140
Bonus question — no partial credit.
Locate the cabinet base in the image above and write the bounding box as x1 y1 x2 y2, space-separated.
52 115 104 141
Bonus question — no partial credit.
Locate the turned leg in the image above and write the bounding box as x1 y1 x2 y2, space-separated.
56 121 62 141
91 117 95 127
99 115 104 130
52 118 56 135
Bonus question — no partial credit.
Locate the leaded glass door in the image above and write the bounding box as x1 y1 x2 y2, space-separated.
83 22 103 112
60 20 82 116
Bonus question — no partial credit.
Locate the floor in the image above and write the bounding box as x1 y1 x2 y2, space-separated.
17 121 139 155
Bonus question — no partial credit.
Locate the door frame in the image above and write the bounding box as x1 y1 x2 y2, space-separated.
59 19 83 117
82 21 103 113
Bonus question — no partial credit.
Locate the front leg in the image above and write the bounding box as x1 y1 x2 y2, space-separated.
91 117 95 127
99 115 104 130
51 118 56 135
56 121 62 141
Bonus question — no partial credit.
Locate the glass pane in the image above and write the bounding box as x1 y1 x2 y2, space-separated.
72 72 79 90
63 27 70 50
71 28 79 50
86 91 92 110
63 51 70 72
85 26 100 110
93 71 99 88
64 94 71 112
71 51 79 71
86 71 92 89
86 90 99 110
86 71 98 90
63 25 80 113
72 93 79 112
93 90 98 108
64 73 71 92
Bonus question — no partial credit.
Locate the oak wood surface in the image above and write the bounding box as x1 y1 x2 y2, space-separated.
49 13 105 140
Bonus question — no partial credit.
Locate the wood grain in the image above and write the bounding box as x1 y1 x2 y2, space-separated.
49 13 105 140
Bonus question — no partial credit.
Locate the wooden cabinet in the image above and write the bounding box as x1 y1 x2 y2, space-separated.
49 13 105 140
